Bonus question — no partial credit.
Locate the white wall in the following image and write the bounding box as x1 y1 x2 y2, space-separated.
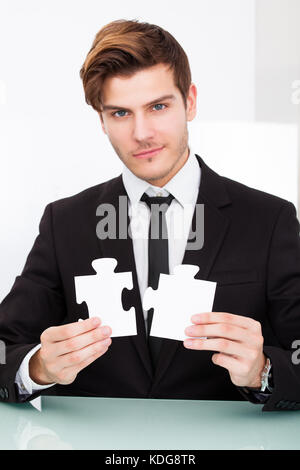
1 0 298 301
254 0 300 218
255 0 300 124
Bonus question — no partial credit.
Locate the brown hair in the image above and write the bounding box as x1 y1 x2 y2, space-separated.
79 19 192 113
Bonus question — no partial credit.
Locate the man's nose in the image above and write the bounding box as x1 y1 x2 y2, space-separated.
132 114 155 142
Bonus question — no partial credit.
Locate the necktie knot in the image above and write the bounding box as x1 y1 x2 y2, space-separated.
140 192 174 241
140 192 174 212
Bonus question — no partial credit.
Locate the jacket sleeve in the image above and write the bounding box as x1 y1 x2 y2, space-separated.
0 203 67 403
257 201 300 411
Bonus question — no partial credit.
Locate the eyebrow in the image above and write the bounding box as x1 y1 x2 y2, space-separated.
101 94 176 112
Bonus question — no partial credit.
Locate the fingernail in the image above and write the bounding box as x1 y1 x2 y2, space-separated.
102 326 111 336
92 317 101 326
185 327 193 335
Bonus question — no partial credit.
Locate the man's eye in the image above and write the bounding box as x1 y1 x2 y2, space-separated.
112 110 128 118
153 103 166 111
112 103 167 118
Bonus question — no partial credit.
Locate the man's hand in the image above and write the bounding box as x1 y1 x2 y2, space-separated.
183 312 266 388
29 317 112 386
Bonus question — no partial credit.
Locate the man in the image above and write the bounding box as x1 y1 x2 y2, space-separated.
1 19 300 411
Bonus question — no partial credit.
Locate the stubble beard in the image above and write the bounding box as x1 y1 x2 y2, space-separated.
111 126 189 184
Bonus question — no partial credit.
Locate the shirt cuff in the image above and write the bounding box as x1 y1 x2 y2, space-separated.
250 390 272 403
238 386 272 404
15 344 56 395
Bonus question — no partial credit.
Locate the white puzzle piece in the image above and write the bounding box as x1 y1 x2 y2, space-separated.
143 264 217 341
74 258 137 337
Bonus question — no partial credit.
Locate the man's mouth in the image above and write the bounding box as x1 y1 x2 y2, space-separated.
133 146 164 159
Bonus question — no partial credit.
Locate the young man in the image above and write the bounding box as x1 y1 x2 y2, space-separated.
1 19 300 411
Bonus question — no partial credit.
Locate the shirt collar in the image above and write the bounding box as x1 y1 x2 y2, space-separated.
122 145 201 207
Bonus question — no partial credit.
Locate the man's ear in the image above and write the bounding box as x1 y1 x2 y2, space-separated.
186 83 197 122
98 112 107 134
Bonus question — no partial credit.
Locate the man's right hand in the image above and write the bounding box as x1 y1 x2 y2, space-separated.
29 317 112 385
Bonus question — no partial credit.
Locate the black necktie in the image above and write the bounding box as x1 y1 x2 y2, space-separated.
140 191 175 369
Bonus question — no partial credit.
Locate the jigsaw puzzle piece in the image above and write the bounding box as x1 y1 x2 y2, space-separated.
143 264 217 341
74 257 137 338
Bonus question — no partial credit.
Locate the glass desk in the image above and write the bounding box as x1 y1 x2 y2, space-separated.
0 396 300 450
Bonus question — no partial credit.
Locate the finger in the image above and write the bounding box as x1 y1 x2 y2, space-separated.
42 317 102 343
183 337 252 359
52 324 112 356
184 323 258 346
57 337 112 369
211 352 244 375
191 312 261 333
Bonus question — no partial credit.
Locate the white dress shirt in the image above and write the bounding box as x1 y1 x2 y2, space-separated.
15 145 201 396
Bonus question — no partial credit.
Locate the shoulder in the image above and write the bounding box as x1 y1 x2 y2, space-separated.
48 175 121 212
40 175 123 230
219 173 296 216
197 155 296 217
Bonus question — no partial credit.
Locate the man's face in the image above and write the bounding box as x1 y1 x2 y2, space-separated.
99 63 197 187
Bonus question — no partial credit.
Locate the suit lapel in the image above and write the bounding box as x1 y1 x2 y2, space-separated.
95 154 232 385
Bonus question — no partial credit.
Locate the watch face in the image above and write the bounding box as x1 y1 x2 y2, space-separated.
261 358 273 392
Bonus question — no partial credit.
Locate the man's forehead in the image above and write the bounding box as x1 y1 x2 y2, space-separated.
101 65 178 107
105 63 173 85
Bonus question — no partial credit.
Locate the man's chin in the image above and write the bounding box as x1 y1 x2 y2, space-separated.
133 169 169 184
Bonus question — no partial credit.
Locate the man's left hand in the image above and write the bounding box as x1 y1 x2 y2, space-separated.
184 312 266 388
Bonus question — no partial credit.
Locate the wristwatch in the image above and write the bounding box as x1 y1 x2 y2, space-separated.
260 356 273 392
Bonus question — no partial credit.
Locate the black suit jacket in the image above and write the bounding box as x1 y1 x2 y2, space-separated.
1 154 300 411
